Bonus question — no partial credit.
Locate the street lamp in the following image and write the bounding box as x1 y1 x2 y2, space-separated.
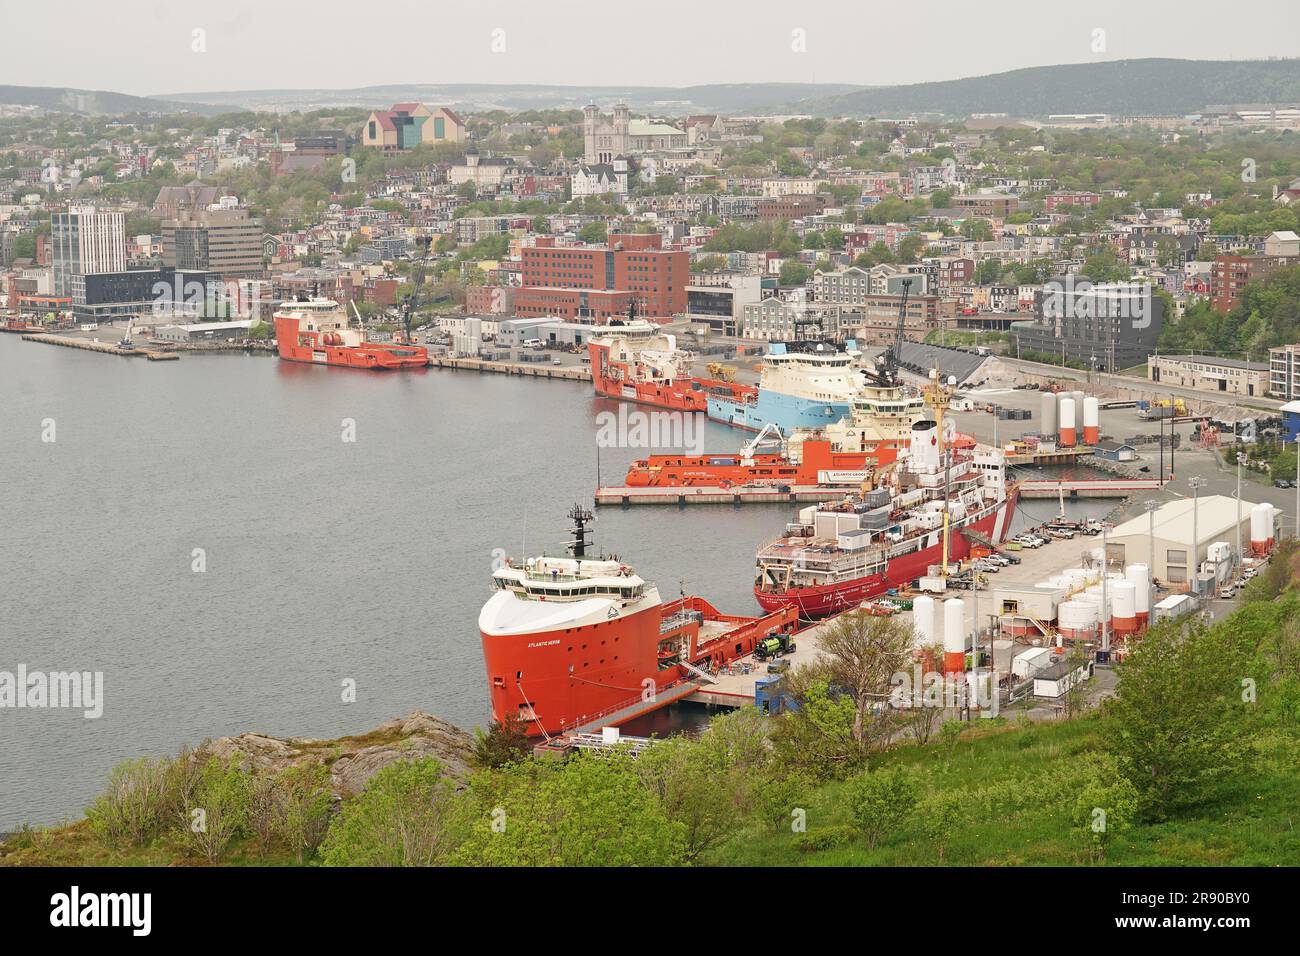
1189 476 1207 596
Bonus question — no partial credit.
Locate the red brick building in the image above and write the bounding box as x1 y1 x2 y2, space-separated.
516 233 686 321
1211 253 1296 312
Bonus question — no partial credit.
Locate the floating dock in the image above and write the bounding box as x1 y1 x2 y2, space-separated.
596 477 1155 506
429 355 590 381
21 333 178 361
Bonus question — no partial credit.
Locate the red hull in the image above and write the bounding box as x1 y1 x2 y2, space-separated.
755 487 1020 618
481 596 799 738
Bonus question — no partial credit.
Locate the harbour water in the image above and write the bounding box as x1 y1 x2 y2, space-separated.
0 335 1107 828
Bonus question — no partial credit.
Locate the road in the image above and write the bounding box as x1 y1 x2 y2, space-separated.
996 355 1283 413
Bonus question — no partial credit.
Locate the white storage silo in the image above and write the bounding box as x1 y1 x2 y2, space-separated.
1125 564 1150 628
1250 502 1272 555
912 594 935 647
1041 392 1058 438
1082 396 1100 445
1111 579 1138 637
1070 390 1086 412
1059 397 1077 447
942 598 966 673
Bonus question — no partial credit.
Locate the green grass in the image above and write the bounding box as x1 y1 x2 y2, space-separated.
704 714 1300 867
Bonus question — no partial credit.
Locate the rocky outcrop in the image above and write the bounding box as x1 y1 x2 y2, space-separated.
206 711 477 798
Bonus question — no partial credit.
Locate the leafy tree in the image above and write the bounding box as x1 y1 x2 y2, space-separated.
779 260 810 286
918 791 962 863
472 714 532 769
1107 619 1254 819
577 221 607 245
320 758 463 866
846 766 918 850
814 608 914 751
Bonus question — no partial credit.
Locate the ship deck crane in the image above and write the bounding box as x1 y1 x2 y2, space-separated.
874 277 913 385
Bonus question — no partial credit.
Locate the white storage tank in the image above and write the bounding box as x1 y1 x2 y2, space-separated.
1040 392 1058 437
1082 396 1100 445
1125 563 1150 628
1111 579 1138 636
1059 397 1077 447
1250 502 1272 555
912 594 935 647
942 597 966 673
1057 600 1097 640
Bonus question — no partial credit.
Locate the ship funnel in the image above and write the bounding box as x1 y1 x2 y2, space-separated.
910 419 940 472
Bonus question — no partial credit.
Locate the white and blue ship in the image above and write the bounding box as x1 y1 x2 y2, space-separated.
707 340 862 433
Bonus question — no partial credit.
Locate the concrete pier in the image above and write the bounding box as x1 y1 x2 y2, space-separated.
430 355 590 381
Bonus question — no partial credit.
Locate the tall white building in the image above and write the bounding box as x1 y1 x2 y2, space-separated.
52 207 125 297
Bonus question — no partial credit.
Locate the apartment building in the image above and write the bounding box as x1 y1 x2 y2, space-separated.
1211 252 1298 312
1269 344 1300 400
51 207 125 297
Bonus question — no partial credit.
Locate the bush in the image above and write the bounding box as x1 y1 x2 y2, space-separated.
795 825 856 854
320 758 461 867
847 767 918 850
175 756 253 863
85 757 172 848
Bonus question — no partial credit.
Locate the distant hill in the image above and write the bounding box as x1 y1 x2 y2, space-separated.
150 82 864 116
10 59 1300 120
0 85 225 116
800 58 1300 118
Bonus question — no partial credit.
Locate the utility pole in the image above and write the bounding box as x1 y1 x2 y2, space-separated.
1146 500 1159 615
1235 451 1242 569
1100 521 1110 659
1190 476 1206 596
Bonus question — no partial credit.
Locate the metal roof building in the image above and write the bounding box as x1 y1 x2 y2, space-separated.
1108 494 1271 587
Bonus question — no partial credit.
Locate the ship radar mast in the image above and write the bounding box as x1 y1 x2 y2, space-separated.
567 504 594 558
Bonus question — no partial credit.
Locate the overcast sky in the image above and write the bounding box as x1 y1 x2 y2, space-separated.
8 0 1300 96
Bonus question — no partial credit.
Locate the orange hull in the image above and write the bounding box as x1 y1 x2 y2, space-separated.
625 438 903 488
588 341 754 411
274 316 428 370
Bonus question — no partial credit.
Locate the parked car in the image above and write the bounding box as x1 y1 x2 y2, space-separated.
1274 478 1293 488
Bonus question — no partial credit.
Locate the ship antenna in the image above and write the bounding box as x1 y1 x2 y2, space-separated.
567 503 593 558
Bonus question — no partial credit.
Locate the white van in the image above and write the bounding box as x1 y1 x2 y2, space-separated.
523 338 542 350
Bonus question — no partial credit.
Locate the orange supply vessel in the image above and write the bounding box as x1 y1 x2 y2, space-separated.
478 506 799 738
587 317 754 412
274 298 428 370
